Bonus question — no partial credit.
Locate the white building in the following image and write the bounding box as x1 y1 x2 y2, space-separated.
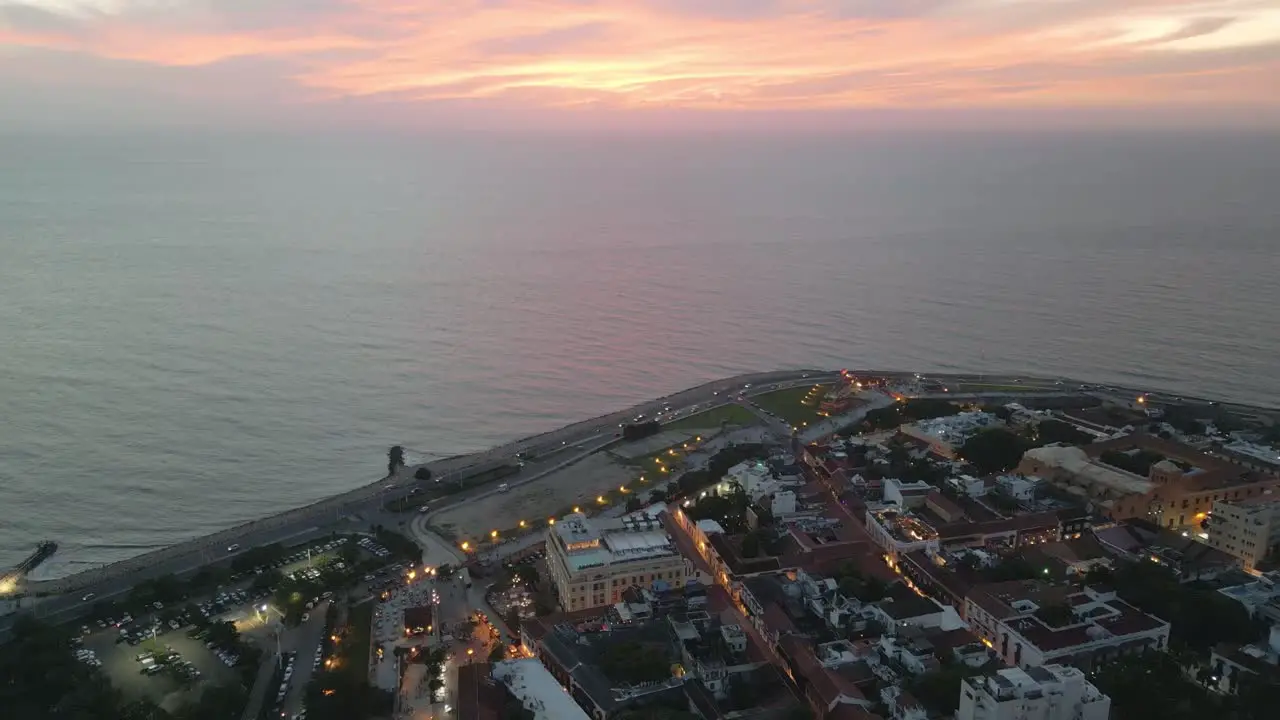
491 658 591 720
948 474 990 498
1206 495 1280 570
958 665 1111 720
545 513 699 611
901 412 1002 459
720 459 803 507
884 478 934 509
996 475 1043 503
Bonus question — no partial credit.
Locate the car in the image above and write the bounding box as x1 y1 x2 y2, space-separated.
227 544 240 552
301 613 310 622
153 601 164 610
419 505 430 513
81 592 96 602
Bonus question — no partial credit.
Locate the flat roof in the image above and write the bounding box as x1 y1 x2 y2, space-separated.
491 658 590 720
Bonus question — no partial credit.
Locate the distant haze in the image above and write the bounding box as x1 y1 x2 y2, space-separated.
2 0 1280 130
1 129 1278 575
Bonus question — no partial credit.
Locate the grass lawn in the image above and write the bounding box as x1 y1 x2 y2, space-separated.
752 384 834 426
663 404 758 431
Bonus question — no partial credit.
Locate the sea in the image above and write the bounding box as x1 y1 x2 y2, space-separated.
2 130 1278 578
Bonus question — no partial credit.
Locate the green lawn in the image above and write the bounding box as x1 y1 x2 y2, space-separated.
663 404 758 431
752 384 834 426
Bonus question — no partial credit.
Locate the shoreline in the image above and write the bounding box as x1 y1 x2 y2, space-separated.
11 367 1278 596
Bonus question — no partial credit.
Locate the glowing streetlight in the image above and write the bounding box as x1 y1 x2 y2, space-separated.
548 518 556 525
490 530 499 539
573 506 581 513
619 485 627 493
460 541 471 551
519 520 527 528
597 495 606 504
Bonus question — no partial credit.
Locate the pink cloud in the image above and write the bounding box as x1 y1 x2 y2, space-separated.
1 0 1278 123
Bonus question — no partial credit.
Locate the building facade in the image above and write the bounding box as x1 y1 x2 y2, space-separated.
1206 496 1280 570
546 513 700 611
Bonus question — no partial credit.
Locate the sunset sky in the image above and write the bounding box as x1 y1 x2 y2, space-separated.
2 0 1278 130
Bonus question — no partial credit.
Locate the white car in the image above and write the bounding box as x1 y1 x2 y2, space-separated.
226 544 240 552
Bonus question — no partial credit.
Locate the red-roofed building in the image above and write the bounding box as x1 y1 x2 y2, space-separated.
778 635 876 720
964 582 1169 669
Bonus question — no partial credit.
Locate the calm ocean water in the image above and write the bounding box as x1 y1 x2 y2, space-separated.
2 131 1278 576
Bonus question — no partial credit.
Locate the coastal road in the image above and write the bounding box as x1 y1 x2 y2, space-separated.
5 367 1204 639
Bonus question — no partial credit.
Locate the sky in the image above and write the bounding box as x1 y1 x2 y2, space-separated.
1 0 1279 131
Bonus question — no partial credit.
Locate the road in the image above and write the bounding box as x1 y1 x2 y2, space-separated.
7 366 1252 639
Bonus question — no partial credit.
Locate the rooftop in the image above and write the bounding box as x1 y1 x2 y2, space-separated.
553 513 678 572
1022 445 1153 497
870 508 939 545
491 658 591 720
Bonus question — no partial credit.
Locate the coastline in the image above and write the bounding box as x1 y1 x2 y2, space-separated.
14 367 1277 599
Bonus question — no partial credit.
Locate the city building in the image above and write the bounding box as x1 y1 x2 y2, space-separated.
1216 441 1280 475
1209 625 1280 694
1205 495 1280 571
884 479 933 509
957 665 1111 720
900 412 1002 459
996 475 1042 504
1019 434 1280 529
1094 519 1239 581
1217 573 1280 621
546 513 701 611
964 581 1170 669
491 658 592 720
865 507 941 559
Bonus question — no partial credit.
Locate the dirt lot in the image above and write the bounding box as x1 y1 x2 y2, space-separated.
609 430 706 460
430 453 635 536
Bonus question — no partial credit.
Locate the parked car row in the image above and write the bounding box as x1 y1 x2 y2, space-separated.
255 539 350 576
206 641 241 667
357 536 390 558
75 648 102 667
273 651 297 712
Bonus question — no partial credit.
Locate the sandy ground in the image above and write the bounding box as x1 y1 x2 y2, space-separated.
610 430 707 460
430 454 636 536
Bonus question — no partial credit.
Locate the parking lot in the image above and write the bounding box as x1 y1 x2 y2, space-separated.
83 628 243 710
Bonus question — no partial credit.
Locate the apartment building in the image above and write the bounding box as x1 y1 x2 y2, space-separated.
545 513 699 611
1206 495 1280 570
957 665 1111 720
963 581 1169 669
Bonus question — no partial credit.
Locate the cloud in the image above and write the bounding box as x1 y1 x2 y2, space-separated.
1 0 1278 127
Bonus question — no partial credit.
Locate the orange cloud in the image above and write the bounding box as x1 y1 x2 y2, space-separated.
1 0 1278 112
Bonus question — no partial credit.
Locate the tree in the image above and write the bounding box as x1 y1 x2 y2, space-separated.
625 496 643 512
489 644 508 663
388 445 405 475
1034 419 1094 446
958 429 1034 474
1106 560 1261 652
598 642 669 684
907 665 986 716
647 489 668 503
414 466 432 481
